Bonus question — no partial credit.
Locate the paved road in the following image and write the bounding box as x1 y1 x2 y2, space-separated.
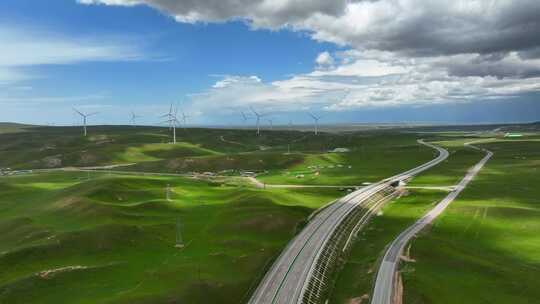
405 186 456 191
371 144 492 304
246 177 362 189
249 140 449 304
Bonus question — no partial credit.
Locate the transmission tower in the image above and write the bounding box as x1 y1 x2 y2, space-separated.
166 184 171 201
175 216 184 248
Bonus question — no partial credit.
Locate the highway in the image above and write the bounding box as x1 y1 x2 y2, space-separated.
248 140 449 304
371 144 493 304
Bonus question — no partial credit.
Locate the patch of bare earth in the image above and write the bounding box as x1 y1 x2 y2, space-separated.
400 244 416 263
89 135 113 145
37 265 88 279
393 272 403 304
80 152 97 164
39 144 56 152
42 154 62 168
236 214 287 232
347 294 369 304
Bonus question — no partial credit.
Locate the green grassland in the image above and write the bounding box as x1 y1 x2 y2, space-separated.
402 139 540 304
256 145 432 186
328 138 486 303
124 131 435 187
0 126 446 303
0 171 342 304
255 133 435 185
0 126 257 169
328 190 448 303
0 123 31 134
0 126 435 187
3 124 536 304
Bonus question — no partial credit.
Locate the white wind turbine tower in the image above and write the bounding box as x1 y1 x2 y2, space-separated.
308 112 322 135
161 104 174 130
180 110 190 129
250 106 267 136
130 111 142 127
73 108 98 137
267 118 273 130
161 105 180 144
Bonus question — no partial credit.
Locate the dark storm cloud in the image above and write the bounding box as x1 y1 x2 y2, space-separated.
341 1 540 57
79 0 350 27
80 1 540 56
519 47 540 60
434 53 540 79
446 61 540 79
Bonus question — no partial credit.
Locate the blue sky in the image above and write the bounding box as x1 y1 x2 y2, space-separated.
1 0 539 126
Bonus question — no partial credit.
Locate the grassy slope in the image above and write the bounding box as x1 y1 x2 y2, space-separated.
0 126 437 189
0 123 31 134
0 126 272 169
0 171 341 304
403 139 540 304
257 133 434 185
0 126 478 304
329 141 484 303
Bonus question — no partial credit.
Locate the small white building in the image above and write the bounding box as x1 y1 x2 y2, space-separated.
329 147 350 153
504 133 523 138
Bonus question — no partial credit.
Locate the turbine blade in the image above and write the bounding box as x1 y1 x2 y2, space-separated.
250 106 259 116
73 108 84 116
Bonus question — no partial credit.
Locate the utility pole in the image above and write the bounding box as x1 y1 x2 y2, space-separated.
175 216 184 248
288 120 293 154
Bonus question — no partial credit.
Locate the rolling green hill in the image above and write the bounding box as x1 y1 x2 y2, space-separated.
3 125 532 303
0 171 341 304
0 123 33 134
402 139 540 304
0 125 441 303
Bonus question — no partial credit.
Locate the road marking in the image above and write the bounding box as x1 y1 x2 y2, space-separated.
371 143 492 304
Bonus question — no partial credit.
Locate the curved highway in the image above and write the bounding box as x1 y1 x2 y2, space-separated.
371 144 492 304
249 140 449 304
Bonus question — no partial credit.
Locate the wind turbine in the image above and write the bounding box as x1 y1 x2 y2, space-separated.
160 104 174 130
73 108 98 137
161 105 180 144
130 111 142 127
180 110 190 129
241 111 252 124
267 118 273 130
250 106 267 136
308 112 322 135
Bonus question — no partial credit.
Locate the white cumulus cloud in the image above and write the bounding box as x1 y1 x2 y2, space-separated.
189 50 540 115
315 51 334 68
78 0 540 113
